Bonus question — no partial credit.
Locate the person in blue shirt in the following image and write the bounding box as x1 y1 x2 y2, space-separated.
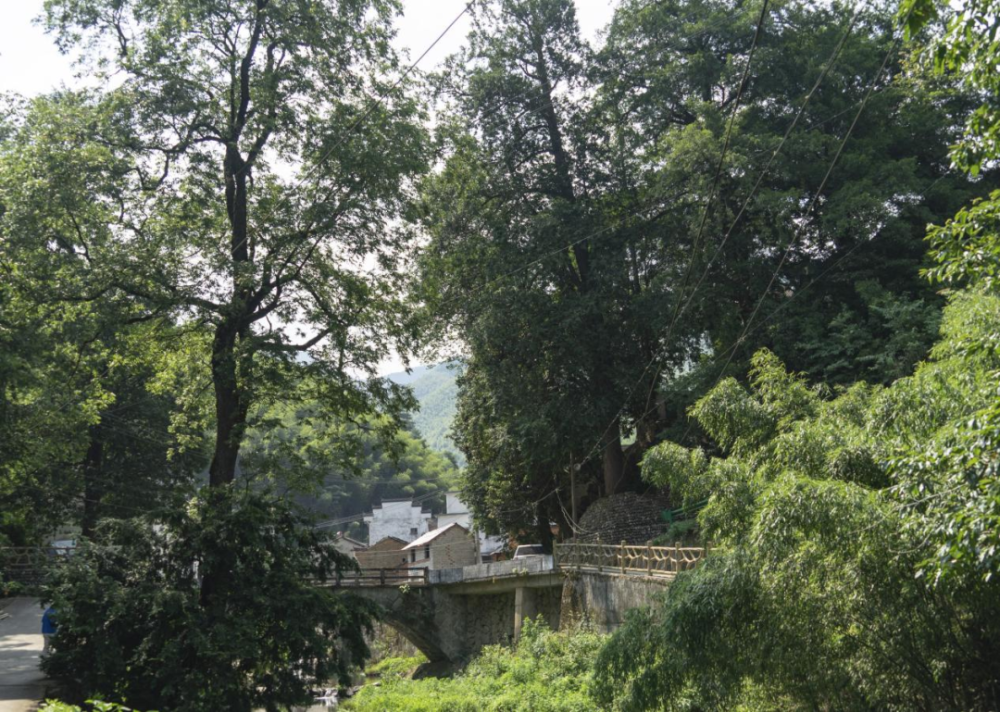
41 606 56 655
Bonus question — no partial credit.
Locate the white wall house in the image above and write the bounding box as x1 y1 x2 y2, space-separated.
363 498 434 545
437 492 505 560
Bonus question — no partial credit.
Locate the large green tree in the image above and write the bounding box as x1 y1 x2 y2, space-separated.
417 0 986 540
2 0 430 704
21 0 429 496
2 96 208 545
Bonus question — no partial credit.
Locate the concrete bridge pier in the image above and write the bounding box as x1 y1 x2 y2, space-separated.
513 584 539 641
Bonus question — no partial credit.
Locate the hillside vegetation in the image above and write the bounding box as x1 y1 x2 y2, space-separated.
242 403 460 540
387 363 464 465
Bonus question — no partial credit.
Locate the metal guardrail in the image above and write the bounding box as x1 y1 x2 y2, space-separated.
554 541 706 578
0 547 75 586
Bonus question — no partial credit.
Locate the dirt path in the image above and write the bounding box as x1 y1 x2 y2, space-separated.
0 598 48 712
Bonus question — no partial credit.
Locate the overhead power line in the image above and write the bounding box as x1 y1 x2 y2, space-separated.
572 0 913 483
706 21 909 390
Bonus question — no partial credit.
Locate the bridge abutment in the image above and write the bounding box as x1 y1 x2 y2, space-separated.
559 571 668 632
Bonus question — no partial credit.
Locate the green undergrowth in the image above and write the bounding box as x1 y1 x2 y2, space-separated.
345 619 605 712
365 652 428 679
39 702 149 712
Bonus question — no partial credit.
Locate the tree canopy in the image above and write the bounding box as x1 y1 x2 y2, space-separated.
417 0 992 542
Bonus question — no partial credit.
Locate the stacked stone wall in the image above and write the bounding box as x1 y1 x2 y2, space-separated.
574 492 669 544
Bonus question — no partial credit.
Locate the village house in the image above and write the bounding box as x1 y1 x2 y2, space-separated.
362 497 434 545
402 522 478 571
355 535 409 571
330 532 367 560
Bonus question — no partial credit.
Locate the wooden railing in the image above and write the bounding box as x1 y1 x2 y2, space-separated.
554 541 706 578
0 547 75 586
332 568 429 587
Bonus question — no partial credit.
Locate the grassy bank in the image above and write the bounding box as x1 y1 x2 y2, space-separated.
345 620 604 712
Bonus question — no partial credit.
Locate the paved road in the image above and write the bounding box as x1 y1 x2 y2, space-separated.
0 598 48 712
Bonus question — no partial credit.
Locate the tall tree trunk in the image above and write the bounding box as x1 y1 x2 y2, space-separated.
208 322 246 487
207 142 253 490
603 435 625 496
81 424 104 537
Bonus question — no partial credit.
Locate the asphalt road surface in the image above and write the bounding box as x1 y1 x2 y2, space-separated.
0 598 48 712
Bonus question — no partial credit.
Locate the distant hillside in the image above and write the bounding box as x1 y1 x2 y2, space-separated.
387 362 464 465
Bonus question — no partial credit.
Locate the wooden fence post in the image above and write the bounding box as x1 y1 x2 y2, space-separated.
646 540 653 575
620 540 626 575
674 541 681 574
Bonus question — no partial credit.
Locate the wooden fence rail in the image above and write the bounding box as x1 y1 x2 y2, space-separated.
554 541 705 578
332 568 429 587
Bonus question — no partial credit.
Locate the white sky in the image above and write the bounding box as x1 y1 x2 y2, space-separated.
0 0 618 375
0 0 617 96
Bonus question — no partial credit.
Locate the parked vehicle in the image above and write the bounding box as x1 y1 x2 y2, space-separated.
512 544 544 559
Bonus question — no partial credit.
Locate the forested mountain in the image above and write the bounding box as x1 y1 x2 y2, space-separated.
387 362 464 463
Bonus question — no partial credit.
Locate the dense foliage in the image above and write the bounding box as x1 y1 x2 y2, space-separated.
42 490 376 712
900 0 1000 583
594 291 1000 709
418 0 992 542
569 1 1000 707
4 0 1000 708
347 620 604 712
15 0 429 494
242 402 460 540
40 702 144 712
2 1 431 706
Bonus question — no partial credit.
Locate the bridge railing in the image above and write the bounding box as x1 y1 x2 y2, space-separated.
554 541 706 578
333 568 429 587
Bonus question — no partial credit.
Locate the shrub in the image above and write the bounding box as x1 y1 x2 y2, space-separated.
39 702 145 712
42 490 377 712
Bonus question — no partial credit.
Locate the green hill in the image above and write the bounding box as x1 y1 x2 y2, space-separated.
387 362 464 465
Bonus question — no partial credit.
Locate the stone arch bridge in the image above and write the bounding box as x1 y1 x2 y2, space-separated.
0 542 706 665
332 541 706 663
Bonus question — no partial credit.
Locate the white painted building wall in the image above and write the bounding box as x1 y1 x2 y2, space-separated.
363 499 433 545
439 492 505 559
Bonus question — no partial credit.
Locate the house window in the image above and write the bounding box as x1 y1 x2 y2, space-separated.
410 550 416 563
410 527 418 537
424 545 431 560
